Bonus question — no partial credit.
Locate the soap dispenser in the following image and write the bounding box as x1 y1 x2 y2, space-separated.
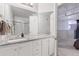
21 33 24 37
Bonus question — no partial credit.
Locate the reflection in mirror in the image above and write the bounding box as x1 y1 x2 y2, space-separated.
38 14 50 35
0 3 52 39
10 4 33 36
13 16 29 35
0 15 11 35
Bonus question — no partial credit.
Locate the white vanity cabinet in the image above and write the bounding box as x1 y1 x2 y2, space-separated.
0 37 55 56
0 39 41 56
41 38 49 56
17 42 32 56
0 44 17 56
0 41 32 56
49 38 55 55
41 38 55 56
32 40 41 56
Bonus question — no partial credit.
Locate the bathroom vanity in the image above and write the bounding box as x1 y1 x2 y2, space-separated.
0 34 55 56
0 3 57 56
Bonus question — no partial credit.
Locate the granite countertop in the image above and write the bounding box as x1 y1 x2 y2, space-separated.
0 34 53 46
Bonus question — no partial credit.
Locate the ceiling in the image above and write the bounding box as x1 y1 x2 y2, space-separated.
11 5 36 17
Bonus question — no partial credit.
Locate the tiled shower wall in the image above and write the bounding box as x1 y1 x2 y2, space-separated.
57 3 79 41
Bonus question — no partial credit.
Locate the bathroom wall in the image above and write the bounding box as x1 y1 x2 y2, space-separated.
38 3 54 13
57 19 77 40
57 4 78 40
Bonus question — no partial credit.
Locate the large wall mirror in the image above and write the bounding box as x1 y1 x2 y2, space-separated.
0 3 52 38
0 3 33 36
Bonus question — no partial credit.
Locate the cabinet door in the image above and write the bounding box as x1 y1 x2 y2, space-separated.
17 42 32 56
32 40 41 56
41 38 49 56
49 38 55 56
0 45 17 56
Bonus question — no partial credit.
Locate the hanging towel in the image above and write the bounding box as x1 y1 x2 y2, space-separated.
0 20 11 35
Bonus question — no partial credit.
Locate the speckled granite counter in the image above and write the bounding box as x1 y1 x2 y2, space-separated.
0 34 54 46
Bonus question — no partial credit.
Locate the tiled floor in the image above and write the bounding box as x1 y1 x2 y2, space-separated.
58 38 79 56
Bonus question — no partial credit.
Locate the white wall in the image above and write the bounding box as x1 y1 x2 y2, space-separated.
57 4 79 40
38 3 54 13
58 20 70 30
33 3 38 12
